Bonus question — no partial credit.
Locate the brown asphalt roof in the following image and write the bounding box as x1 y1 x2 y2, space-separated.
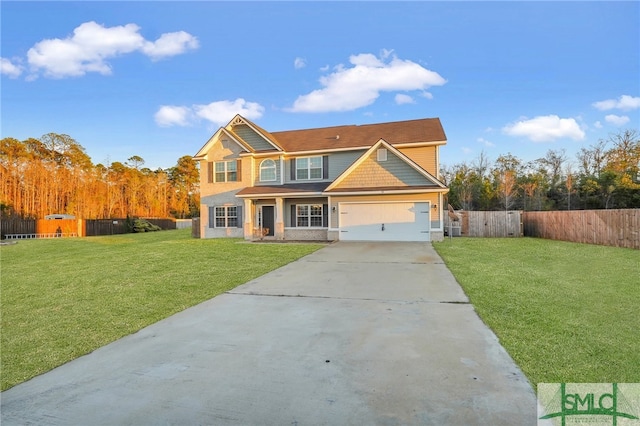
248 117 446 153
236 182 331 196
236 183 445 197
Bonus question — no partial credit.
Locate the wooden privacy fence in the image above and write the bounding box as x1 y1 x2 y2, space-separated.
2 218 79 239
175 219 193 230
1 218 36 238
445 210 523 237
192 218 201 238
84 218 179 236
1 217 184 239
523 209 639 249
37 219 79 237
85 219 128 236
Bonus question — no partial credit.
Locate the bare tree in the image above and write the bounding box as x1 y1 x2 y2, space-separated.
499 170 518 210
565 165 574 210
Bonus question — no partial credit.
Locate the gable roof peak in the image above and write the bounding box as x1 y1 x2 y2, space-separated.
326 137 446 191
227 114 250 128
226 115 283 151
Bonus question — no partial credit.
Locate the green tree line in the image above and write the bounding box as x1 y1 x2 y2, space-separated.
1 133 199 219
441 129 640 211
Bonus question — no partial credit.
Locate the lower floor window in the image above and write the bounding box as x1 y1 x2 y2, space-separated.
297 204 323 227
215 206 238 228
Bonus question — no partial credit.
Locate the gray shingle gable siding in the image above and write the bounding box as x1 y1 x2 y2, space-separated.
381 150 431 185
328 151 363 180
233 124 276 151
337 149 433 188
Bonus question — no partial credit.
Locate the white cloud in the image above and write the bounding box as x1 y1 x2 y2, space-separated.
1 58 23 78
25 21 198 79
155 105 192 127
502 115 585 142
155 98 265 128
294 57 306 69
604 114 630 126
592 95 640 111
477 137 495 147
421 91 434 100
288 52 446 112
594 121 603 129
395 94 415 105
142 31 199 61
194 99 264 126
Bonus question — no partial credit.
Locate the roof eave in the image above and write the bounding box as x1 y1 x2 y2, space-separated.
394 139 448 148
193 127 252 159
324 188 449 196
237 191 325 199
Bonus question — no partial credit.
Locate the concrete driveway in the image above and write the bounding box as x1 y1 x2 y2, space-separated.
1 242 538 425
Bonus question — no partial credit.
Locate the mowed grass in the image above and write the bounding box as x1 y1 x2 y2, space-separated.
0 229 323 390
433 237 640 386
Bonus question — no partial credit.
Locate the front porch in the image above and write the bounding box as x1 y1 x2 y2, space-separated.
242 197 331 242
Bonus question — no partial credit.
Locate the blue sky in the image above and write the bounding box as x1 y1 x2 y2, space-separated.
2 1 639 170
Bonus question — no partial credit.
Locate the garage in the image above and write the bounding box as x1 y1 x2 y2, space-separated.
338 202 430 242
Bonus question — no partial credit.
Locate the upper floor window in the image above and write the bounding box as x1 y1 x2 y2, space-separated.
208 160 239 183
296 156 322 180
260 159 277 182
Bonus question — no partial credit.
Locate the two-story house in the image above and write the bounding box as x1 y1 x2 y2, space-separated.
193 115 449 242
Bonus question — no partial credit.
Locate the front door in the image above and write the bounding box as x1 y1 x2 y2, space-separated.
260 206 275 236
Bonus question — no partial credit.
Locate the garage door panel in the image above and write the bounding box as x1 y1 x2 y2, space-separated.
339 202 430 242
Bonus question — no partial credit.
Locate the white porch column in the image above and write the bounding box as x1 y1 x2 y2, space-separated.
244 199 253 240
275 197 285 240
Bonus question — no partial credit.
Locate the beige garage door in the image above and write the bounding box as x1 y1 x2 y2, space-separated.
339 202 430 242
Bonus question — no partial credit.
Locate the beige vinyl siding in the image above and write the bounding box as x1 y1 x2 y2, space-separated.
398 146 438 175
336 149 432 189
329 193 441 228
200 138 246 196
232 124 277 152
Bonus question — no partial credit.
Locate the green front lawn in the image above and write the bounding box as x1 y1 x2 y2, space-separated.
433 237 640 386
0 229 322 390
3 232 637 392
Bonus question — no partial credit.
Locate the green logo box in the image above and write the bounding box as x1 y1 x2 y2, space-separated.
538 383 640 426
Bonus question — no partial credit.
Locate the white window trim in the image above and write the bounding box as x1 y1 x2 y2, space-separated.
296 156 323 181
377 148 388 162
214 160 237 183
260 159 277 182
214 206 238 228
296 204 324 228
